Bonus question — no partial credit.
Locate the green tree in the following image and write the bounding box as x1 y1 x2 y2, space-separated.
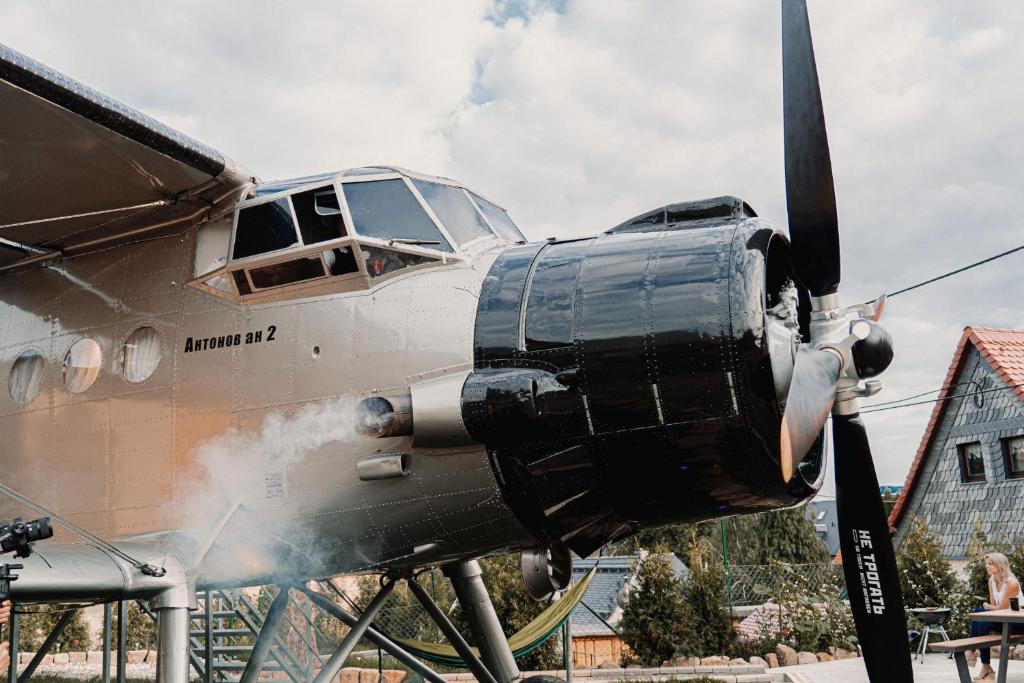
744 508 829 566
618 544 687 665
882 490 898 518
679 535 734 658
610 507 826 569
896 518 957 609
18 607 91 651
607 523 707 558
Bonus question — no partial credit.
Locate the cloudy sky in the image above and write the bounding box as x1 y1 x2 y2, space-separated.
2 1 1022 494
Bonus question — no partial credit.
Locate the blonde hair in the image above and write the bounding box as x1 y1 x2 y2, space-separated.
985 552 1018 585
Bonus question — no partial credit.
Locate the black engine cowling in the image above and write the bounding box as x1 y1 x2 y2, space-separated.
463 207 820 556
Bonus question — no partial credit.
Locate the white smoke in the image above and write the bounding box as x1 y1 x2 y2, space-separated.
176 395 377 586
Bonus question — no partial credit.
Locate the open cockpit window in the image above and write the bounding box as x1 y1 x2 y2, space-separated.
232 198 299 259
292 185 347 245
344 179 453 252
412 180 492 246
362 246 438 279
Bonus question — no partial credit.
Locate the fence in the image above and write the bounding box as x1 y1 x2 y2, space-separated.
725 562 842 607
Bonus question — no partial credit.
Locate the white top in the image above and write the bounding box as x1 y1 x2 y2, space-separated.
990 576 1021 606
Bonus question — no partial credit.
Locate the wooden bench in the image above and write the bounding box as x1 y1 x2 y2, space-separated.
930 635 1024 682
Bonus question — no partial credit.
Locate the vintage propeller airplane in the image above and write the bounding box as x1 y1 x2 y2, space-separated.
0 2 912 682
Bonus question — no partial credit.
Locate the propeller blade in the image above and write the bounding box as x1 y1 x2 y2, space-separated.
833 412 913 683
780 347 841 482
782 0 841 297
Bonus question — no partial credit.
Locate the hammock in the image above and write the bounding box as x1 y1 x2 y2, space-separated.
390 567 597 666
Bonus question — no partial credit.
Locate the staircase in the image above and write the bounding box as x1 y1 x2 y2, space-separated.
139 585 328 682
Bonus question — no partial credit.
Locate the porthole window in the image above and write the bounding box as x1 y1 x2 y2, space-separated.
9 349 44 404
63 338 102 394
122 327 161 383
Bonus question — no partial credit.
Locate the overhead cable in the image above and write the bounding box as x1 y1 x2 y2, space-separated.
867 242 1024 303
0 480 159 573
860 382 1024 414
861 380 974 409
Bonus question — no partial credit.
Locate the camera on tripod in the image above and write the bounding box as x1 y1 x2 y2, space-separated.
0 517 52 559
0 517 53 602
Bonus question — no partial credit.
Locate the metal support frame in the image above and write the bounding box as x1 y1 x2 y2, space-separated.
561 619 573 683
239 586 291 683
915 622 951 663
202 594 212 683
407 577 497 683
117 601 127 683
7 608 19 683
18 608 76 683
102 603 112 683
311 578 395 683
233 591 306 680
155 607 191 683
299 586 447 683
444 560 519 683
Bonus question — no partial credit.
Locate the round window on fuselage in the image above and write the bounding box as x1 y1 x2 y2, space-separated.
9 349 44 404
63 338 102 394
122 327 161 383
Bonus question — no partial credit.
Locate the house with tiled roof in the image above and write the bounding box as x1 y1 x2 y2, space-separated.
888 327 1024 565
569 553 687 667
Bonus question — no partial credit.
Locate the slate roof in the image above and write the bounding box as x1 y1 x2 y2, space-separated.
890 327 1024 528
570 553 687 637
886 327 1024 559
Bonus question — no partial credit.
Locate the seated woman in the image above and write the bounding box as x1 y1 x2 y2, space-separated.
971 552 1022 681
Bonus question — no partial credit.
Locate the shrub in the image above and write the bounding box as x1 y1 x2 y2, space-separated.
619 544 688 665
897 518 957 609
753 562 856 653
18 606 92 651
678 535 734 657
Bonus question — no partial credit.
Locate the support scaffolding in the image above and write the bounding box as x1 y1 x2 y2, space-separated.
10 558 585 683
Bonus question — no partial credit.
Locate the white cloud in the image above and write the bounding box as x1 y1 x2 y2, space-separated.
3 0 1022 494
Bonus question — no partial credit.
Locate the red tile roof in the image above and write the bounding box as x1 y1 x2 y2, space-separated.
887 326 1024 529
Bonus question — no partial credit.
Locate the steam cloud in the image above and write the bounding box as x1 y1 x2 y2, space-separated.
177 395 376 586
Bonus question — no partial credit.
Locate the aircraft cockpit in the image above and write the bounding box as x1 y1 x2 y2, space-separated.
190 166 525 303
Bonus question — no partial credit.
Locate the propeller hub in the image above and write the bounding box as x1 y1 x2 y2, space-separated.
851 320 894 379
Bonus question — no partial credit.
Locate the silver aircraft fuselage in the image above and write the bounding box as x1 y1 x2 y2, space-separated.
0 212 534 588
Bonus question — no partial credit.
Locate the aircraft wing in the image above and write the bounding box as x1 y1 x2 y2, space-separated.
0 41 252 269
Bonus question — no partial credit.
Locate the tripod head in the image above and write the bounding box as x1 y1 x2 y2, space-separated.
0 563 21 602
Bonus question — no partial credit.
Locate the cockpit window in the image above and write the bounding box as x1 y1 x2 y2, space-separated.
344 179 453 252
248 254 326 289
471 194 525 243
412 180 492 246
291 185 347 245
232 198 299 259
362 246 436 279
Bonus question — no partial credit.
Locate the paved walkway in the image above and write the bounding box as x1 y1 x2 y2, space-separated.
779 653 1024 682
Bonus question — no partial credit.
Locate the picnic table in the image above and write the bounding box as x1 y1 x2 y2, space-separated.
971 609 1024 683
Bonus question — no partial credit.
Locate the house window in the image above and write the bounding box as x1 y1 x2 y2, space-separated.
958 442 986 483
1002 436 1024 479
